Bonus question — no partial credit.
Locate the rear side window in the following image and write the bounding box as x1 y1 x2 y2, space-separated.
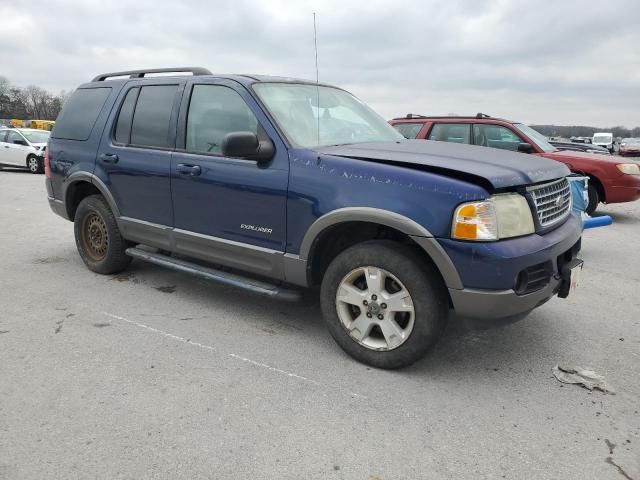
130 85 178 148
393 122 423 139
114 88 139 144
428 123 471 144
52 88 112 141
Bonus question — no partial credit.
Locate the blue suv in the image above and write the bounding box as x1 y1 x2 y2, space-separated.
46 67 583 368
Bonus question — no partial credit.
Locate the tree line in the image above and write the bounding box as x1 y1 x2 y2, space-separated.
531 124 640 139
0 76 70 121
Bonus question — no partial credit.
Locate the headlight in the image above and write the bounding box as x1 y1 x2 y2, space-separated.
617 163 640 175
452 193 535 241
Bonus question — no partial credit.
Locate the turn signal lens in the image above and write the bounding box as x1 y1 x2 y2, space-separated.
616 163 640 175
452 201 498 241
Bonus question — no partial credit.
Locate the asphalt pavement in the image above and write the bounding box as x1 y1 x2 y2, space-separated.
0 169 638 479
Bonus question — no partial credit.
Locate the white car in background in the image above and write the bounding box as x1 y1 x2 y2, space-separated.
592 132 614 153
0 128 50 174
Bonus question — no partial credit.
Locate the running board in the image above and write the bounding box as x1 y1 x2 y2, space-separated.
125 247 302 302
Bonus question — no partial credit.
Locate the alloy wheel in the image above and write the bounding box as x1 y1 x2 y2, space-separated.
28 157 39 173
335 266 415 351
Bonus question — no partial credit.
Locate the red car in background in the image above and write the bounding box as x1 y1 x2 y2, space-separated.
390 114 640 214
619 138 640 157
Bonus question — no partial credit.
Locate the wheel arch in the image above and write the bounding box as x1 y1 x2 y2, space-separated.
587 174 605 203
300 208 463 291
64 173 121 221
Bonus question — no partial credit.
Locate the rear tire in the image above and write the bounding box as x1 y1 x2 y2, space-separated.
320 240 448 369
74 195 132 274
586 183 599 215
27 155 43 174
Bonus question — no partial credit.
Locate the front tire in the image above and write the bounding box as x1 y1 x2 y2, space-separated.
74 195 132 274
320 241 447 369
586 182 599 215
26 155 43 174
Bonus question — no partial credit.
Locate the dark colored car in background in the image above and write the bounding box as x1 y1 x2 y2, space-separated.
549 141 609 155
390 114 640 214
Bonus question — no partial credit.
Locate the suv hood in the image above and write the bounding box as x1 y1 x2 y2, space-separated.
316 140 569 190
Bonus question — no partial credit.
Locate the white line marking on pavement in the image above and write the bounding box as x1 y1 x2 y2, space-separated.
103 312 366 399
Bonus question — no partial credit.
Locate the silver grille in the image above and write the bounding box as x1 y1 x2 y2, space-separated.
527 178 572 227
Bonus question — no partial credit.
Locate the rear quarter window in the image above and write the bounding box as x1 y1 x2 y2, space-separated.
52 87 112 141
114 88 139 144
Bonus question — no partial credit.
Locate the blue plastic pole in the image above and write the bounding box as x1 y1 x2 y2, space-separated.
583 215 613 229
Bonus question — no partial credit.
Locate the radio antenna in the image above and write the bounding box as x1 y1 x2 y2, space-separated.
313 12 320 144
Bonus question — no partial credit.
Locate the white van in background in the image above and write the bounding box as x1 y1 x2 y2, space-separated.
592 132 614 153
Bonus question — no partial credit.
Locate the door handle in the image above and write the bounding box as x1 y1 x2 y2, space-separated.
176 164 201 176
99 153 119 164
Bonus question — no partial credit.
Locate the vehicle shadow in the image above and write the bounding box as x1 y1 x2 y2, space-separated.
592 210 637 224
124 260 556 376
406 314 554 375
0 167 31 174
123 260 328 336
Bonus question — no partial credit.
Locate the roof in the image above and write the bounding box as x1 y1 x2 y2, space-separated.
391 113 515 123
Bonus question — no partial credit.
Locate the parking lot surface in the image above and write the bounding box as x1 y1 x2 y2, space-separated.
0 170 638 479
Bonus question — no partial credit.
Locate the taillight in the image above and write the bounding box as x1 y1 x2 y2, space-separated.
44 147 51 178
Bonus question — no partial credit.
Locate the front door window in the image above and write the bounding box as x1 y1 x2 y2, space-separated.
427 123 472 144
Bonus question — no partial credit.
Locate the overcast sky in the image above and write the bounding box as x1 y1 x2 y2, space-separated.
1 0 638 127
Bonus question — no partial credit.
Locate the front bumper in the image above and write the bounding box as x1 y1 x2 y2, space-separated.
449 280 558 321
439 215 583 321
605 173 640 203
619 148 640 156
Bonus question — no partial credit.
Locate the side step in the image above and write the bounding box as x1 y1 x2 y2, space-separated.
125 247 302 302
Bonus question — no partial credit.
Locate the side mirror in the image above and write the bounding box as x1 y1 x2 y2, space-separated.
517 142 535 154
13 139 28 146
222 132 274 161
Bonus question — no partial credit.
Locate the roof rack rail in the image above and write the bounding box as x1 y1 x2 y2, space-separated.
92 67 213 82
475 112 492 119
391 113 428 120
